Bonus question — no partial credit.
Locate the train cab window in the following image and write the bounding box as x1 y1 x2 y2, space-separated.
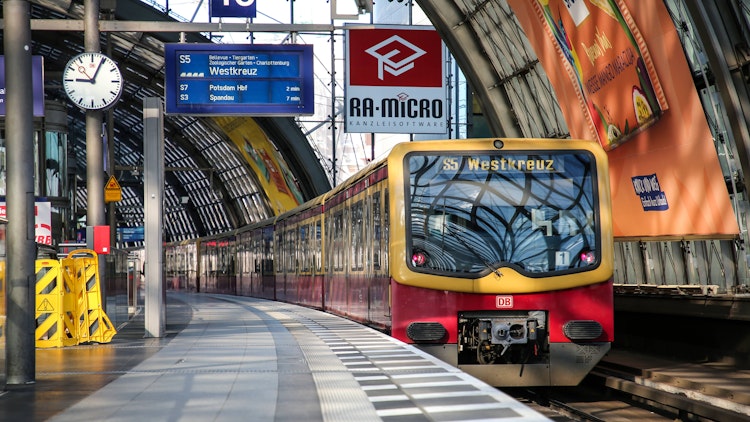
405 152 599 277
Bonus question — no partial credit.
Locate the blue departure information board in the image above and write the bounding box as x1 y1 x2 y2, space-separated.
164 43 314 115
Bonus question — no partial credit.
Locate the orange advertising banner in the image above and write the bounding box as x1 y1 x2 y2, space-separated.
533 0 667 150
509 0 739 238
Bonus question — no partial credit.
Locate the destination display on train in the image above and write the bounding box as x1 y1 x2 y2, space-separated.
164 44 314 115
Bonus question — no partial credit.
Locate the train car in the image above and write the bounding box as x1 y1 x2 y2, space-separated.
164 138 613 387
386 138 612 386
273 197 325 308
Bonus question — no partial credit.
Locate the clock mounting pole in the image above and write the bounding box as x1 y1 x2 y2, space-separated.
85 0 107 307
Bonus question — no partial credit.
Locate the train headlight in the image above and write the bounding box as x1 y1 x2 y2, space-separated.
411 250 428 267
579 249 596 265
407 322 447 342
563 320 603 340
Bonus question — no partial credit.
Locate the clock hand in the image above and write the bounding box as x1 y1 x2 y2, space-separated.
76 65 93 81
91 58 104 83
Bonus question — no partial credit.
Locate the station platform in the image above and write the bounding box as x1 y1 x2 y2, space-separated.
0 292 550 421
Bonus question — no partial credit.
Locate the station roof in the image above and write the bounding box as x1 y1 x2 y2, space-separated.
1 0 570 245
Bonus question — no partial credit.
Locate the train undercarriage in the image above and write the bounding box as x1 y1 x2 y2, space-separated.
458 310 549 366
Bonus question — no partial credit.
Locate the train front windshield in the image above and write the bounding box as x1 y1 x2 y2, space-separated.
406 151 600 277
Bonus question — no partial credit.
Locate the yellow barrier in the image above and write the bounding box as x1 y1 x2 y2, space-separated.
35 249 116 348
35 259 77 348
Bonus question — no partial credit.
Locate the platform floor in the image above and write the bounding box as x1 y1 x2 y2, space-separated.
0 292 550 421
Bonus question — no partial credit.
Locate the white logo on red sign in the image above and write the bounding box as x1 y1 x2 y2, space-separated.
347 27 443 88
496 295 514 308
365 35 426 80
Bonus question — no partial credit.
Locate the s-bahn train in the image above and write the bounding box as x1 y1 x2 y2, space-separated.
163 138 614 387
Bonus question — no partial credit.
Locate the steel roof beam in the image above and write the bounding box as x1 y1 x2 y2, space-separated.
0 19 337 33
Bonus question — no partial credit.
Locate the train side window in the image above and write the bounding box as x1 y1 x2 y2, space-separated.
372 191 381 271
333 210 344 271
384 190 389 272
275 230 283 274
264 229 274 274
300 225 309 272
351 200 364 271
364 195 371 272
315 219 322 272
285 228 296 273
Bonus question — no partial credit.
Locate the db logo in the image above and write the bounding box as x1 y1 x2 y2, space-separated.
496 296 513 308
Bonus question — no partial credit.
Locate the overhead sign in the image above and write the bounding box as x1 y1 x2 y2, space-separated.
210 0 257 18
118 226 144 243
164 43 314 115
345 26 447 134
104 175 122 203
0 56 45 117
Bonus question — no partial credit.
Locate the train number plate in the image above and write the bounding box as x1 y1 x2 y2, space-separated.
495 295 513 308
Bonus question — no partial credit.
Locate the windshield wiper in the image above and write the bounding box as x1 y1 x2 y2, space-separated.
442 223 503 279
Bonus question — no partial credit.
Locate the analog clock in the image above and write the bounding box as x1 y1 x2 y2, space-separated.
62 52 123 110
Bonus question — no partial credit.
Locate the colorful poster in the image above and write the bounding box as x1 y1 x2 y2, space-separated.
345 25 447 134
213 116 303 214
509 0 739 237
534 0 667 150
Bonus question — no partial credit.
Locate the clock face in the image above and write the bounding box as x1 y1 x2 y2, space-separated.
63 52 123 110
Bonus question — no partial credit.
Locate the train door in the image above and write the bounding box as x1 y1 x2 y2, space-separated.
367 189 382 325
237 232 249 297
262 226 275 299
274 223 285 300
350 199 366 319
314 218 323 309
326 205 347 314
249 230 259 296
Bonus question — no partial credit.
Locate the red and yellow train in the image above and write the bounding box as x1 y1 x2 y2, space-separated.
164 138 614 386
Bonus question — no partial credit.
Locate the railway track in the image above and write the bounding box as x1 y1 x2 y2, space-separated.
504 356 750 421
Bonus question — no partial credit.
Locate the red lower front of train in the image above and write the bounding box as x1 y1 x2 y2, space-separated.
389 279 614 387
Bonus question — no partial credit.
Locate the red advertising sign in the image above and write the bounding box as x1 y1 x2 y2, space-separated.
348 29 443 87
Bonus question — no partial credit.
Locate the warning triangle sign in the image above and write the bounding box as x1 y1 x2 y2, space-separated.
105 175 121 190
38 298 55 312
105 175 122 203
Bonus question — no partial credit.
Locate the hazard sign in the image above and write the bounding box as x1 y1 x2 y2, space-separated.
104 175 122 203
38 298 55 312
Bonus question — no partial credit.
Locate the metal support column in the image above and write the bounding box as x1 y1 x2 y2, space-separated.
685 1 750 196
143 98 165 338
83 0 108 305
3 0 37 385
